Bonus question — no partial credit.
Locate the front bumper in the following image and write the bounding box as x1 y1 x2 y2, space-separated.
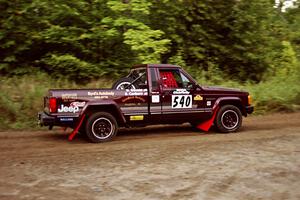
245 105 254 114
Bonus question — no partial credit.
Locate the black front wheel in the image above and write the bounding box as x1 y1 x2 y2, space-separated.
215 105 242 133
85 112 118 143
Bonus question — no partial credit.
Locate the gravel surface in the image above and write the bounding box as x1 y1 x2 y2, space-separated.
0 112 300 200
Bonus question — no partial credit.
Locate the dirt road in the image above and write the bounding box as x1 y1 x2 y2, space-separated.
0 113 300 200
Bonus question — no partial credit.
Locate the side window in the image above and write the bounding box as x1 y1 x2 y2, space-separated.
159 69 192 89
180 72 192 88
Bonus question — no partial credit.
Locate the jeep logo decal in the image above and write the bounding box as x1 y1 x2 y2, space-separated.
58 105 79 113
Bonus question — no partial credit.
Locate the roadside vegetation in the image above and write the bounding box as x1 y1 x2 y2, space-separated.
1 63 299 130
0 0 299 130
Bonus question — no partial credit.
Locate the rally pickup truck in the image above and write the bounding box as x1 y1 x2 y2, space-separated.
38 64 254 143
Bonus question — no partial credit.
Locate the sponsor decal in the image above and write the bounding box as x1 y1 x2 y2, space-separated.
88 91 115 96
194 95 203 101
58 105 79 113
62 93 77 100
151 95 160 103
94 96 109 99
172 95 192 108
59 118 74 122
173 89 190 95
206 101 211 106
126 89 147 92
130 115 144 121
70 101 86 108
125 89 148 96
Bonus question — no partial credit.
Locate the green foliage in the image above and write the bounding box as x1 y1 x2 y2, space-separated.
248 78 300 114
124 29 170 63
104 0 171 64
274 41 299 76
168 50 186 68
282 0 300 56
40 54 98 81
0 73 113 130
1 0 299 82
196 57 300 114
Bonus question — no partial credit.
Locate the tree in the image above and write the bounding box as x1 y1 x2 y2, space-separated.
149 0 282 81
103 0 170 64
0 0 296 82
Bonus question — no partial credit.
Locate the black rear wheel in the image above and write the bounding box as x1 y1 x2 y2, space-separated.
215 105 242 133
85 112 118 143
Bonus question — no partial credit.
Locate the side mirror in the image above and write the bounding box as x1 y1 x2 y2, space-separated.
186 82 195 89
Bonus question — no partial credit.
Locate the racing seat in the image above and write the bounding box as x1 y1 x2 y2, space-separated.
159 71 178 88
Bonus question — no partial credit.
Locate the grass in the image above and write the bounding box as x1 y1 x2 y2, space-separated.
0 73 113 130
245 77 300 114
0 71 299 130
199 77 300 115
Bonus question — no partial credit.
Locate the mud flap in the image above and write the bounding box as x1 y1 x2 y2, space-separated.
68 114 86 141
197 107 219 131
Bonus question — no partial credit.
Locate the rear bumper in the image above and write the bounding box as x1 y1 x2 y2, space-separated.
38 112 78 127
245 105 254 114
38 112 55 126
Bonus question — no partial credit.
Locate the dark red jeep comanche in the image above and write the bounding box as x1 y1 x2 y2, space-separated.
38 64 254 143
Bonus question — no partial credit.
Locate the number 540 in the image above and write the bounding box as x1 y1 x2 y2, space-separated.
172 95 192 108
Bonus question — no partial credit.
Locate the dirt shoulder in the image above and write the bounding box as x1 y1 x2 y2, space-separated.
0 112 300 200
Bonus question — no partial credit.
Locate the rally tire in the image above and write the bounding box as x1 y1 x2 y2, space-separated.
215 105 242 133
85 112 118 143
112 77 137 90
